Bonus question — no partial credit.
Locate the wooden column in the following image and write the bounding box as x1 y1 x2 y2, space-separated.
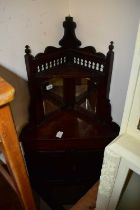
0 77 36 210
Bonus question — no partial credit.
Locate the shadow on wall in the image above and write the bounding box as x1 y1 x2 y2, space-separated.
0 65 29 134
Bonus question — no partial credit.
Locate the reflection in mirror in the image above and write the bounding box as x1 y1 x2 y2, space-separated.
42 77 99 116
137 118 140 130
76 78 88 97
42 78 63 115
43 100 58 115
76 78 98 114
117 171 140 210
47 78 63 97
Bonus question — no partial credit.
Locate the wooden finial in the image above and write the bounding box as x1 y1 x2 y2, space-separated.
109 41 114 51
59 16 81 48
25 45 31 54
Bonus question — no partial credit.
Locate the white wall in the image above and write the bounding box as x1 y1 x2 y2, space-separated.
69 0 140 124
0 0 68 79
0 0 68 132
117 172 140 210
0 0 140 128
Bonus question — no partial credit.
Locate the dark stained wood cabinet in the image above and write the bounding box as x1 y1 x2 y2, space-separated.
20 17 119 210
